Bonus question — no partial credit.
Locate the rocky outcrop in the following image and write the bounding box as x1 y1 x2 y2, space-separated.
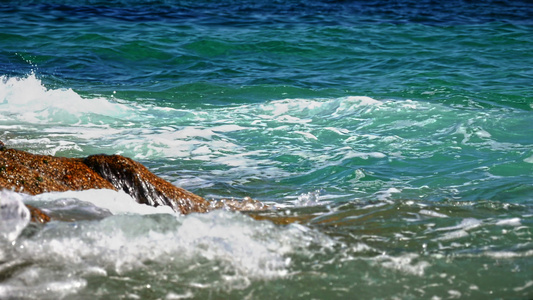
83 154 209 214
0 148 115 194
0 141 266 221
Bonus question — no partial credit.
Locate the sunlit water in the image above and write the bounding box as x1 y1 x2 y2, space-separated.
1 1 533 299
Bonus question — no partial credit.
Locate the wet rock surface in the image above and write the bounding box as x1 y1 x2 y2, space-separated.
0 148 115 195
84 154 210 214
25 204 51 224
0 142 268 222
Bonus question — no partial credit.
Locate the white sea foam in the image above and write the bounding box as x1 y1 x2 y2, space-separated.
0 74 131 125
0 278 87 300
261 98 323 117
375 253 430 276
419 209 448 218
29 189 176 215
375 188 402 201
295 190 322 206
344 151 386 160
1 208 333 298
481 249 533 259
211 124 246 132
437 218 482 232
258 96 382 120
294 130 318 140
437 229 469 241
495 218 521 226
434 218 482 241
513 280 533 292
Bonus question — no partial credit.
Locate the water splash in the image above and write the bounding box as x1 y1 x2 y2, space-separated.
0 208 334 299
295 189 323 207
0 190 30 243
0 74 131 125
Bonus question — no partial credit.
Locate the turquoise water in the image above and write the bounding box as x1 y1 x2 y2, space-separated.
1 1 533 299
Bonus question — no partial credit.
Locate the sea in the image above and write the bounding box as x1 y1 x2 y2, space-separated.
0 0 532 299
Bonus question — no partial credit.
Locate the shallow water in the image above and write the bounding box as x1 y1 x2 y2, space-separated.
1 0 533 299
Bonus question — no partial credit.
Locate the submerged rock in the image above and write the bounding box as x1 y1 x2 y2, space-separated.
25 204 51 224
0 142 267 220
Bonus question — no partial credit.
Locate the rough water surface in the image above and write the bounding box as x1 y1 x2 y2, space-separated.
1 0 533 299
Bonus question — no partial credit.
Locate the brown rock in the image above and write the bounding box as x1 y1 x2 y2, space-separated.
25 204 51 224
0 142 265 218
0 143 216 215
0 148 115 194
84 154 210 214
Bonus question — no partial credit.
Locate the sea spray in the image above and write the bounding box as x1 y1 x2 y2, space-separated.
0 190 336 299
0 190 30 243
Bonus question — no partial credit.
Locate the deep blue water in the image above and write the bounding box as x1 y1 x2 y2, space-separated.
1 1 533 299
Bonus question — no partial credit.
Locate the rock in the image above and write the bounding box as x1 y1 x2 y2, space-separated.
0 148 115 194
84 154 210 214
0 142 264 219
25 204 51 224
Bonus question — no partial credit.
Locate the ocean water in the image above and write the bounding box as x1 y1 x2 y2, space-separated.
1 0 533 299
